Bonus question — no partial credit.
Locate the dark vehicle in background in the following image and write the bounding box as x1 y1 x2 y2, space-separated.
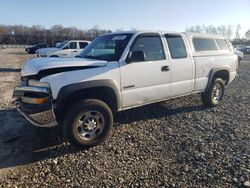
234 45 250 54
25 43 47 54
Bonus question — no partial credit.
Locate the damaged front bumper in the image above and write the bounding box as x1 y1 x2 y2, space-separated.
13 85 58 127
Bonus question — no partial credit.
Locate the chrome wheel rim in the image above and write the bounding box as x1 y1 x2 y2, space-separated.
74 111 105 141
212 83 223 103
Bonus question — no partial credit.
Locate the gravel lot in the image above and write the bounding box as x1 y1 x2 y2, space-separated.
0 49 249 187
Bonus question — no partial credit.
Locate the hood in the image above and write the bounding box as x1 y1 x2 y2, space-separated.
21 57 108 77
36 47 59 55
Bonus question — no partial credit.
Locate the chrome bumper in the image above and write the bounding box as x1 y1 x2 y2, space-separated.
14 100 58 127
13 85 57 127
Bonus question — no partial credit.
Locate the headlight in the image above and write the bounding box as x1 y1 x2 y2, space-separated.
28 79 50 88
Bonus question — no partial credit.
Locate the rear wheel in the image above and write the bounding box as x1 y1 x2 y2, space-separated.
201 78 225 107
62 99 113 148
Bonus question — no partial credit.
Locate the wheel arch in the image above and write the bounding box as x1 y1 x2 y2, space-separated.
206 67 230 92
55 80 121 122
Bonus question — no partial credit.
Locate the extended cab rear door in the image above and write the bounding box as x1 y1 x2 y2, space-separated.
164 33 195 96
120 33 171 108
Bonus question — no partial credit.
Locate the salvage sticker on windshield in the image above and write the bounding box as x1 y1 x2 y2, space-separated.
112 35 127 40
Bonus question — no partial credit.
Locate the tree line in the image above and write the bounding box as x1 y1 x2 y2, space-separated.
0 24 249 46
0 24 112 46
186 25 250 45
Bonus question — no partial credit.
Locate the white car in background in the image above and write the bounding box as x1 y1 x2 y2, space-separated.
36 40 90 57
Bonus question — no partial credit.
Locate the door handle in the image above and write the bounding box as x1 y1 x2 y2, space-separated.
73 50 77 52
161 65 170 72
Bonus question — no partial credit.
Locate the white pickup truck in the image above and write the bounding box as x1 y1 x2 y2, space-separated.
36 40 90 57
13 30 238 148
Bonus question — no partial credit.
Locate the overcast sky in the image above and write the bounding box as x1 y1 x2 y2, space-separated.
0 0 249 36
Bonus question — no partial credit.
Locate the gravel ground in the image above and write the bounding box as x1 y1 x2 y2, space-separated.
0 49 249 187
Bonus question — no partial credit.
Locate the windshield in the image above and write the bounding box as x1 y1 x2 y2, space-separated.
79 33 133 61
57 41 68 48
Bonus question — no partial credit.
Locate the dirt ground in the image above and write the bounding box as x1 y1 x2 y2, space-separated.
0 49 54 176
0 49 249 187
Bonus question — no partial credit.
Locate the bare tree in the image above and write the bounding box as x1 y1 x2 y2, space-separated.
226 25 233 39
235 24 241 40
186 25 233 39
245 29 250 40
195 25 203 33
0 24 111 45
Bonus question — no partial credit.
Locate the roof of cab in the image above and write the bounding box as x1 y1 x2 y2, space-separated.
67 40 91 43
102 30 227 39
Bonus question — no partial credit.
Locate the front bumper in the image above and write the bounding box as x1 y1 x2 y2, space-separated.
14 100 57 127
13 86 57 127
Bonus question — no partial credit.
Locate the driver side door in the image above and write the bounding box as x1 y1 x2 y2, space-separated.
119 33 171 108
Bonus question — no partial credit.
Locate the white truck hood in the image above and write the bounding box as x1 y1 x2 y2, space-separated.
36 47 59 55
21 57 108 77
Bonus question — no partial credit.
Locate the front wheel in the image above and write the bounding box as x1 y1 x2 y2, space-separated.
62 99 113 148
201 78 225 107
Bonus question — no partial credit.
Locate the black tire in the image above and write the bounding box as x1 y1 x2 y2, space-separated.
201 78 225 107
62 99 113 148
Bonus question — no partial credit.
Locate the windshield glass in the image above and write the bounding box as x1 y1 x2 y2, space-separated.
79 33 133 61
57 41 68 48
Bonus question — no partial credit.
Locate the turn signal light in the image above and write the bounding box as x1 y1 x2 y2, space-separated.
21 96 49 104
35 97 49 104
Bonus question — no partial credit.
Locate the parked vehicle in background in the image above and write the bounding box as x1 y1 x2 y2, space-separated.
13 31 238 148
234 45 250 54
234 49 244 62
25 43 47 54
36 40 90 57
55 42 62 48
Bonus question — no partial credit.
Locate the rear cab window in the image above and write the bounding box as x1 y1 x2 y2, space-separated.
215 39 229 50
193 38 218 51
165 34 187 59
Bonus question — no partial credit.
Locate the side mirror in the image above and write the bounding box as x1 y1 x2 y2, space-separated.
127 51 145 63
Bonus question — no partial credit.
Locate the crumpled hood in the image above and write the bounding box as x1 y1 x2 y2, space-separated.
36 47 59 55
21 57 108 77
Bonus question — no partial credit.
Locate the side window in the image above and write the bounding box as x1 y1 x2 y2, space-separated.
69 42 77 49
216 39 229 50
79 42 88 49
130 35 165 61
193 38 218 51
165 35 187 59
